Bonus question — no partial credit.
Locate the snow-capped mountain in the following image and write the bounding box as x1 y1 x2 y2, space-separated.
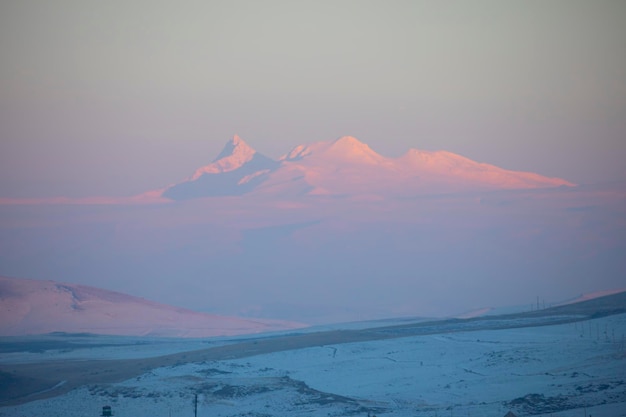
0 276 305 337
161 135 573 200
162 135 279 200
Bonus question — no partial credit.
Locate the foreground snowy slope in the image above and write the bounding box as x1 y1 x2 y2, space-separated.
2 315 624 416
1 292 625 416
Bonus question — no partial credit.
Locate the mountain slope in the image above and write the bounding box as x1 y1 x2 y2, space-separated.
397 148 573 190
0 276 305 337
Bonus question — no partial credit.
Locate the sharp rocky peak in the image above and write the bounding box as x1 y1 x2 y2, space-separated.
190 135 259 178
214 135 257 161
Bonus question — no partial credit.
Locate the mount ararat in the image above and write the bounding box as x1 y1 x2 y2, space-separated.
161 135 573 200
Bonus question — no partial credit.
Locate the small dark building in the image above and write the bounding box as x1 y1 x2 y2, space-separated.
101 405 113 416
503 411 517 417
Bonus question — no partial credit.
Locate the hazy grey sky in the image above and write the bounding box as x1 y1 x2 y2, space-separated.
1 0 625 197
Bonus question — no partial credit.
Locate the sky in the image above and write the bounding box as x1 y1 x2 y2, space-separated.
1 0 625 198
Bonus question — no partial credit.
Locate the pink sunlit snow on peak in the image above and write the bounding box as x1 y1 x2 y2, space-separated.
397 147 575 189
190 134 258 179
281 136 389 165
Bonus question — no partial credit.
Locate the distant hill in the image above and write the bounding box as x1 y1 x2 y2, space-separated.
0 276 306 337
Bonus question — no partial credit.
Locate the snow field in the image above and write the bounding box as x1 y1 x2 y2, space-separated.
1 314 625 417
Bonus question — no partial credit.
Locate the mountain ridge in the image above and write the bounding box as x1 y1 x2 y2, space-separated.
160 135 574 200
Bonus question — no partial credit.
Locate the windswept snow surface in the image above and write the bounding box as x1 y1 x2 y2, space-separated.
2 313 625 416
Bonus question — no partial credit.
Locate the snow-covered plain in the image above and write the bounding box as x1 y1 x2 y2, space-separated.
1 313 625 417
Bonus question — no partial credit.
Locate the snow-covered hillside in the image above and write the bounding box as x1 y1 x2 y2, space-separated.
1 299 624 417
0 276 305 337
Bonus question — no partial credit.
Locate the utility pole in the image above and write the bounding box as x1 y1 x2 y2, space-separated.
194 393 198 417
